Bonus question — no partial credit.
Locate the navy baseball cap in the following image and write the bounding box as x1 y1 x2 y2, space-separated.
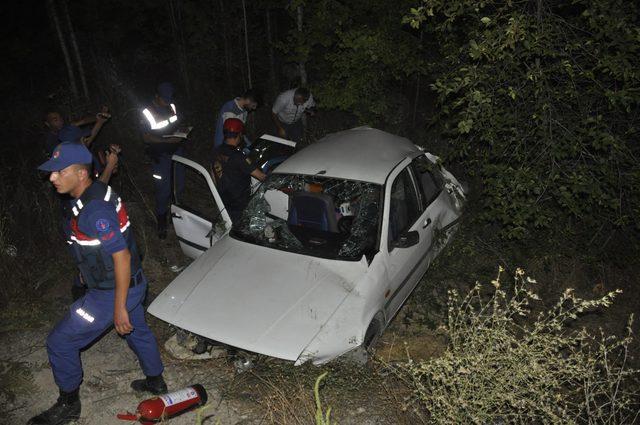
38 142 93 172
58 125 91 143
157 82 174 103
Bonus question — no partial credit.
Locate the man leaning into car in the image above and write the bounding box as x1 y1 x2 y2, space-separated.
212 118 266 223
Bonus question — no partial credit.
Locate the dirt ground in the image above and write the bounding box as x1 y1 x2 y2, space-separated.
0 199 422 425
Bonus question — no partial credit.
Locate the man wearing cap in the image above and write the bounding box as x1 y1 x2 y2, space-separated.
141 82 185 239
212 118 266 223
29 143 167 425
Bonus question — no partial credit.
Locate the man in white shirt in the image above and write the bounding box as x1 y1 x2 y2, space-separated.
271 87 315 142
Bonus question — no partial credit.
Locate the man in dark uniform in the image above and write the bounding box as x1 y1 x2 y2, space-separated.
29 143 167 425
212 118 266 223
141 82 185 239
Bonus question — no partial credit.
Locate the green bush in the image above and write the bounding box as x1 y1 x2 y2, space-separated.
397 267 639 423
405 0 640 240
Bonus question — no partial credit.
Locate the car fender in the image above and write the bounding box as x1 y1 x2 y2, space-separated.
296 253 387 365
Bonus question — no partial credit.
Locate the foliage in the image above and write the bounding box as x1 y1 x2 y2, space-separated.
405 0 640 240
314 372 333 425
280 0 426 125
397 267 639 423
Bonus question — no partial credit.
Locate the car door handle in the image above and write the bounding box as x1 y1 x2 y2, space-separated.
422 218 432 228
171 213 182 220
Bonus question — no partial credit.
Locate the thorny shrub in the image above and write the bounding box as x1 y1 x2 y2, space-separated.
397 267 639 424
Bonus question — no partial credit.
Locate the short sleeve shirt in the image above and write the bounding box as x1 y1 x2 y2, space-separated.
272 89 315 124
214 143 257 212
77 200 127 255
214 98 247 148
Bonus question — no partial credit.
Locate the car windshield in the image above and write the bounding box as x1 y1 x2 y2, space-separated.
230 174 381 261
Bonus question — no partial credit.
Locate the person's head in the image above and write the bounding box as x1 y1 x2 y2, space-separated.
293 87 310 106
223 118 244 146
238 89 258 112
44 111 65 131
155 82 175 107
38 142 93 197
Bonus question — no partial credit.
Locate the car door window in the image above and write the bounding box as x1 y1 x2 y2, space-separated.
412 155 444 208
174 165 221 222
388 167 421 245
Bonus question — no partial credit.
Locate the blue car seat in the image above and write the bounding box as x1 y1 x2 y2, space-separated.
288 191 338 233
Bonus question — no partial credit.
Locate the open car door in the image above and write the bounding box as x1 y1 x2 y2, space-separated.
171 155 232 259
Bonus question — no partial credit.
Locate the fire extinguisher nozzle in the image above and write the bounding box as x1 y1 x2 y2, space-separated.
116 412 140 421
192 384 208 405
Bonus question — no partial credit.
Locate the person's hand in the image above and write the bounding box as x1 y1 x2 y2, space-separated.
277 127 286 138
114 306 133 335
109 144 122 154
96 112 111 123
105 150 119 169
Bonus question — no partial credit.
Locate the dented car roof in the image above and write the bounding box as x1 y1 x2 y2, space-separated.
273 127 421 184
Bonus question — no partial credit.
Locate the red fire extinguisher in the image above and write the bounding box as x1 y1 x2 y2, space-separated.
117 384 208 424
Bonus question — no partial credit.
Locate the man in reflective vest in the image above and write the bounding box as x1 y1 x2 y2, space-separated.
141 82 185 239
29 143 167 425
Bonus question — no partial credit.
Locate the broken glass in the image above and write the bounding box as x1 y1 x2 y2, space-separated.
231 174 381 260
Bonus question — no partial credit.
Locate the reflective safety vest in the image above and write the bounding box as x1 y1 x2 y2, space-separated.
142 103 178 130
142 103 180 157
68 181 142 290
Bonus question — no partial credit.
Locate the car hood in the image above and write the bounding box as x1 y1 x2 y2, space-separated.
148 236 367 361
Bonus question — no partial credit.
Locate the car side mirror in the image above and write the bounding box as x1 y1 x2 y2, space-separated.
392 230 419 249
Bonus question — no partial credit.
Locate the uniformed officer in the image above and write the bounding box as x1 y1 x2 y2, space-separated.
29 143 167 425
141 82 185 239
212 118 267 223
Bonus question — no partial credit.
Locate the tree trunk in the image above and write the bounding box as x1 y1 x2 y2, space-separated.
168 0 191 98
60 0 89 100
218 0 234 96
412 30 424 128
241 0 252 89
47 0 78 99
265 8 278 98
297 4 307 86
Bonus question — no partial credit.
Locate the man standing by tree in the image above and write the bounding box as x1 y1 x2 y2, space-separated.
213 89 259 148
43 108 110 157
271 87 315 143
29 142 167 425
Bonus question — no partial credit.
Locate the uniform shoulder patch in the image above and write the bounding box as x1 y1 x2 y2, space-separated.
95 218 110 233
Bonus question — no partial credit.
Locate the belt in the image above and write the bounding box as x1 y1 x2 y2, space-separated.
94 271 144 290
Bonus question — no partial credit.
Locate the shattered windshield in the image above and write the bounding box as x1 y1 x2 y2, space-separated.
230 174 381 261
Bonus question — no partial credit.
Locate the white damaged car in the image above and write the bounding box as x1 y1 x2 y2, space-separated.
148 127 465 365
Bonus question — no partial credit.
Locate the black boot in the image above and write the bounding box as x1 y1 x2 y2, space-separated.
131 374 168 395
27 388 81 425
156 214 167 240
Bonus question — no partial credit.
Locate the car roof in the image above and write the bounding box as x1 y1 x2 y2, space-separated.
273 127 422 184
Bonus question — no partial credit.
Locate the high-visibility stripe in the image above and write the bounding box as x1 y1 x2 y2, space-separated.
72 206 79 216
104 186 112 202
120 221 131 233
70 235 101 246
143 107 177 130
153 174 162 180
76 308 95 323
